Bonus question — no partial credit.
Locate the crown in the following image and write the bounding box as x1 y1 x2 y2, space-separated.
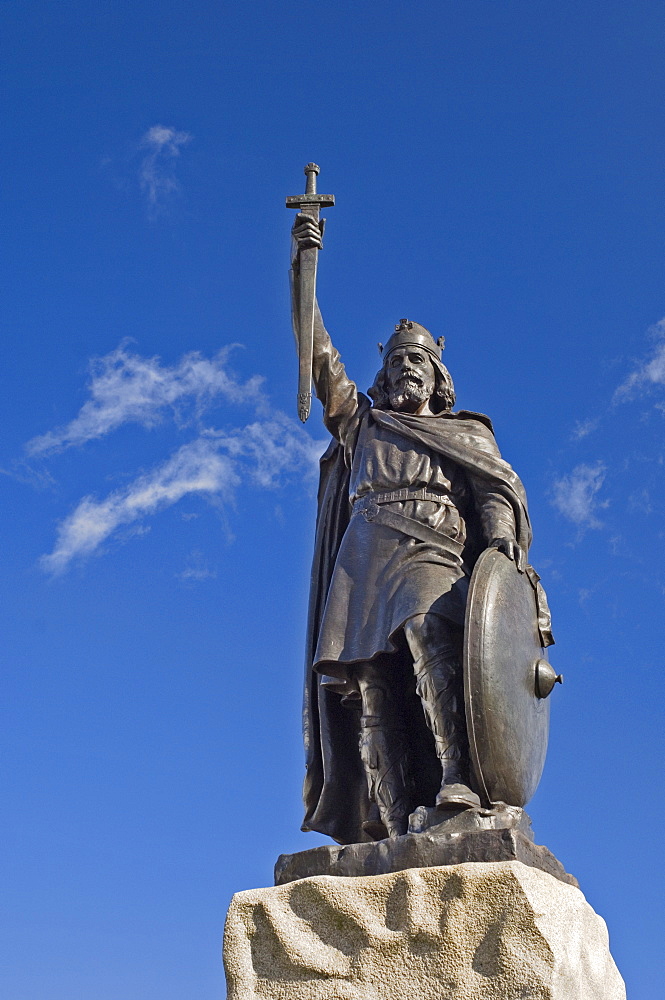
377 319 445 361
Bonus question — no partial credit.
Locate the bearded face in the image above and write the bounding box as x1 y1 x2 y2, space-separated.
385 347 436 413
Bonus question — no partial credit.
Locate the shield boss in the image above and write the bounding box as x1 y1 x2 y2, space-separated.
464 547 550 807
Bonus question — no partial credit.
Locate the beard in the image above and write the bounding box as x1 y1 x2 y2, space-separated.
387 376 432 412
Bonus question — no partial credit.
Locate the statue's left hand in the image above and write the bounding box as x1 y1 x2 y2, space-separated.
488 536 526 573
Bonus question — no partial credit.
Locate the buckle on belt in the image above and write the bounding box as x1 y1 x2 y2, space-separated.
361 498 380 522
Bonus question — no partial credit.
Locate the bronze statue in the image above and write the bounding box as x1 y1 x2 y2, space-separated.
287 166 556 848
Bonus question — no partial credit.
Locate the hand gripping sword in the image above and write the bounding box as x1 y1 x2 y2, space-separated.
286 163 335 422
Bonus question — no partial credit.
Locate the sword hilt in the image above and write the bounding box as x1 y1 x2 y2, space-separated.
286 162 335 210
304 162 320 194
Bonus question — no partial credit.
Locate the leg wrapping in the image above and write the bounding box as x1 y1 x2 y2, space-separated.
358 709 410 837
413 650 469 784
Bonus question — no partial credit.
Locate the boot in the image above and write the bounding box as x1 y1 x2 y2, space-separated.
359 715 410 838
361 802 388 842
414 651 481 811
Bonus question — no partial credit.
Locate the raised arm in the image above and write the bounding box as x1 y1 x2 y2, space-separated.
290 213 369 445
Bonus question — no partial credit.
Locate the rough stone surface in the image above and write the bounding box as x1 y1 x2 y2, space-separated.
224 861 625 1000
275 805 577 888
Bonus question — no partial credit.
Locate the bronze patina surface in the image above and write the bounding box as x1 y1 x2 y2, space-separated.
275 803 577 887
286 163 334 422
464 547 557 807
286 163 560 862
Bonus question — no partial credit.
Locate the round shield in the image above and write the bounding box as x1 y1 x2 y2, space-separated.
463 548 551 807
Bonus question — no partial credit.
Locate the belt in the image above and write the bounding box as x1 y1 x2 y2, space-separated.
354 486 454 508
353 489 464 557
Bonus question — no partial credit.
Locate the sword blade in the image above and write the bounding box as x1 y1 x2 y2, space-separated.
297 244 318 422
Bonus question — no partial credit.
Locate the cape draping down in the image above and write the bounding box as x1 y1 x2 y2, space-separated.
302 408 535 845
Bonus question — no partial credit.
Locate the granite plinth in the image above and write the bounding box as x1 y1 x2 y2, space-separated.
224 861 625 1000
275 804 577 887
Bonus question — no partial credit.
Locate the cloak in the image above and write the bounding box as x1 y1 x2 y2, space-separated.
301 407 551 845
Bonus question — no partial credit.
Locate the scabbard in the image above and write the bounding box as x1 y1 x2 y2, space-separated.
296 244 318 423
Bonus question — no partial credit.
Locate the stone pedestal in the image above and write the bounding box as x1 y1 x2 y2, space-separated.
223 861 625 1000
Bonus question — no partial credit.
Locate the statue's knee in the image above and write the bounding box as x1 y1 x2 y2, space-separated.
404 612 447 660
361 684 390 717
403 613 427 656
354 663 391 717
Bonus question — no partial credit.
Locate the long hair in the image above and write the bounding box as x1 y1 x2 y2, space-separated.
368 357 456 413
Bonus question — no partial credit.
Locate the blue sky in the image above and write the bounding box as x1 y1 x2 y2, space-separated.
1 2 664 997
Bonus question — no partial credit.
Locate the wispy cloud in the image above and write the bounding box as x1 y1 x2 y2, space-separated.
176 551 217 583
615 317 665 400
0 460 56 489
571 416 600 440
42 423 321 574
206 413 325 488
41 438 236 574
139 124 191 214
33 345 324 574
550 461 608 529
178 567 217 582
26 343 263 456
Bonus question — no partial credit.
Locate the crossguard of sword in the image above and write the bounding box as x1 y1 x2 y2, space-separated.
286 163 335 212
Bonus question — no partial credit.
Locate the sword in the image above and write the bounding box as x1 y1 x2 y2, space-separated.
286 163 335 422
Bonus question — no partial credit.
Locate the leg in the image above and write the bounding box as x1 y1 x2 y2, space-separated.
404 613 480 810
355 660 410 839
